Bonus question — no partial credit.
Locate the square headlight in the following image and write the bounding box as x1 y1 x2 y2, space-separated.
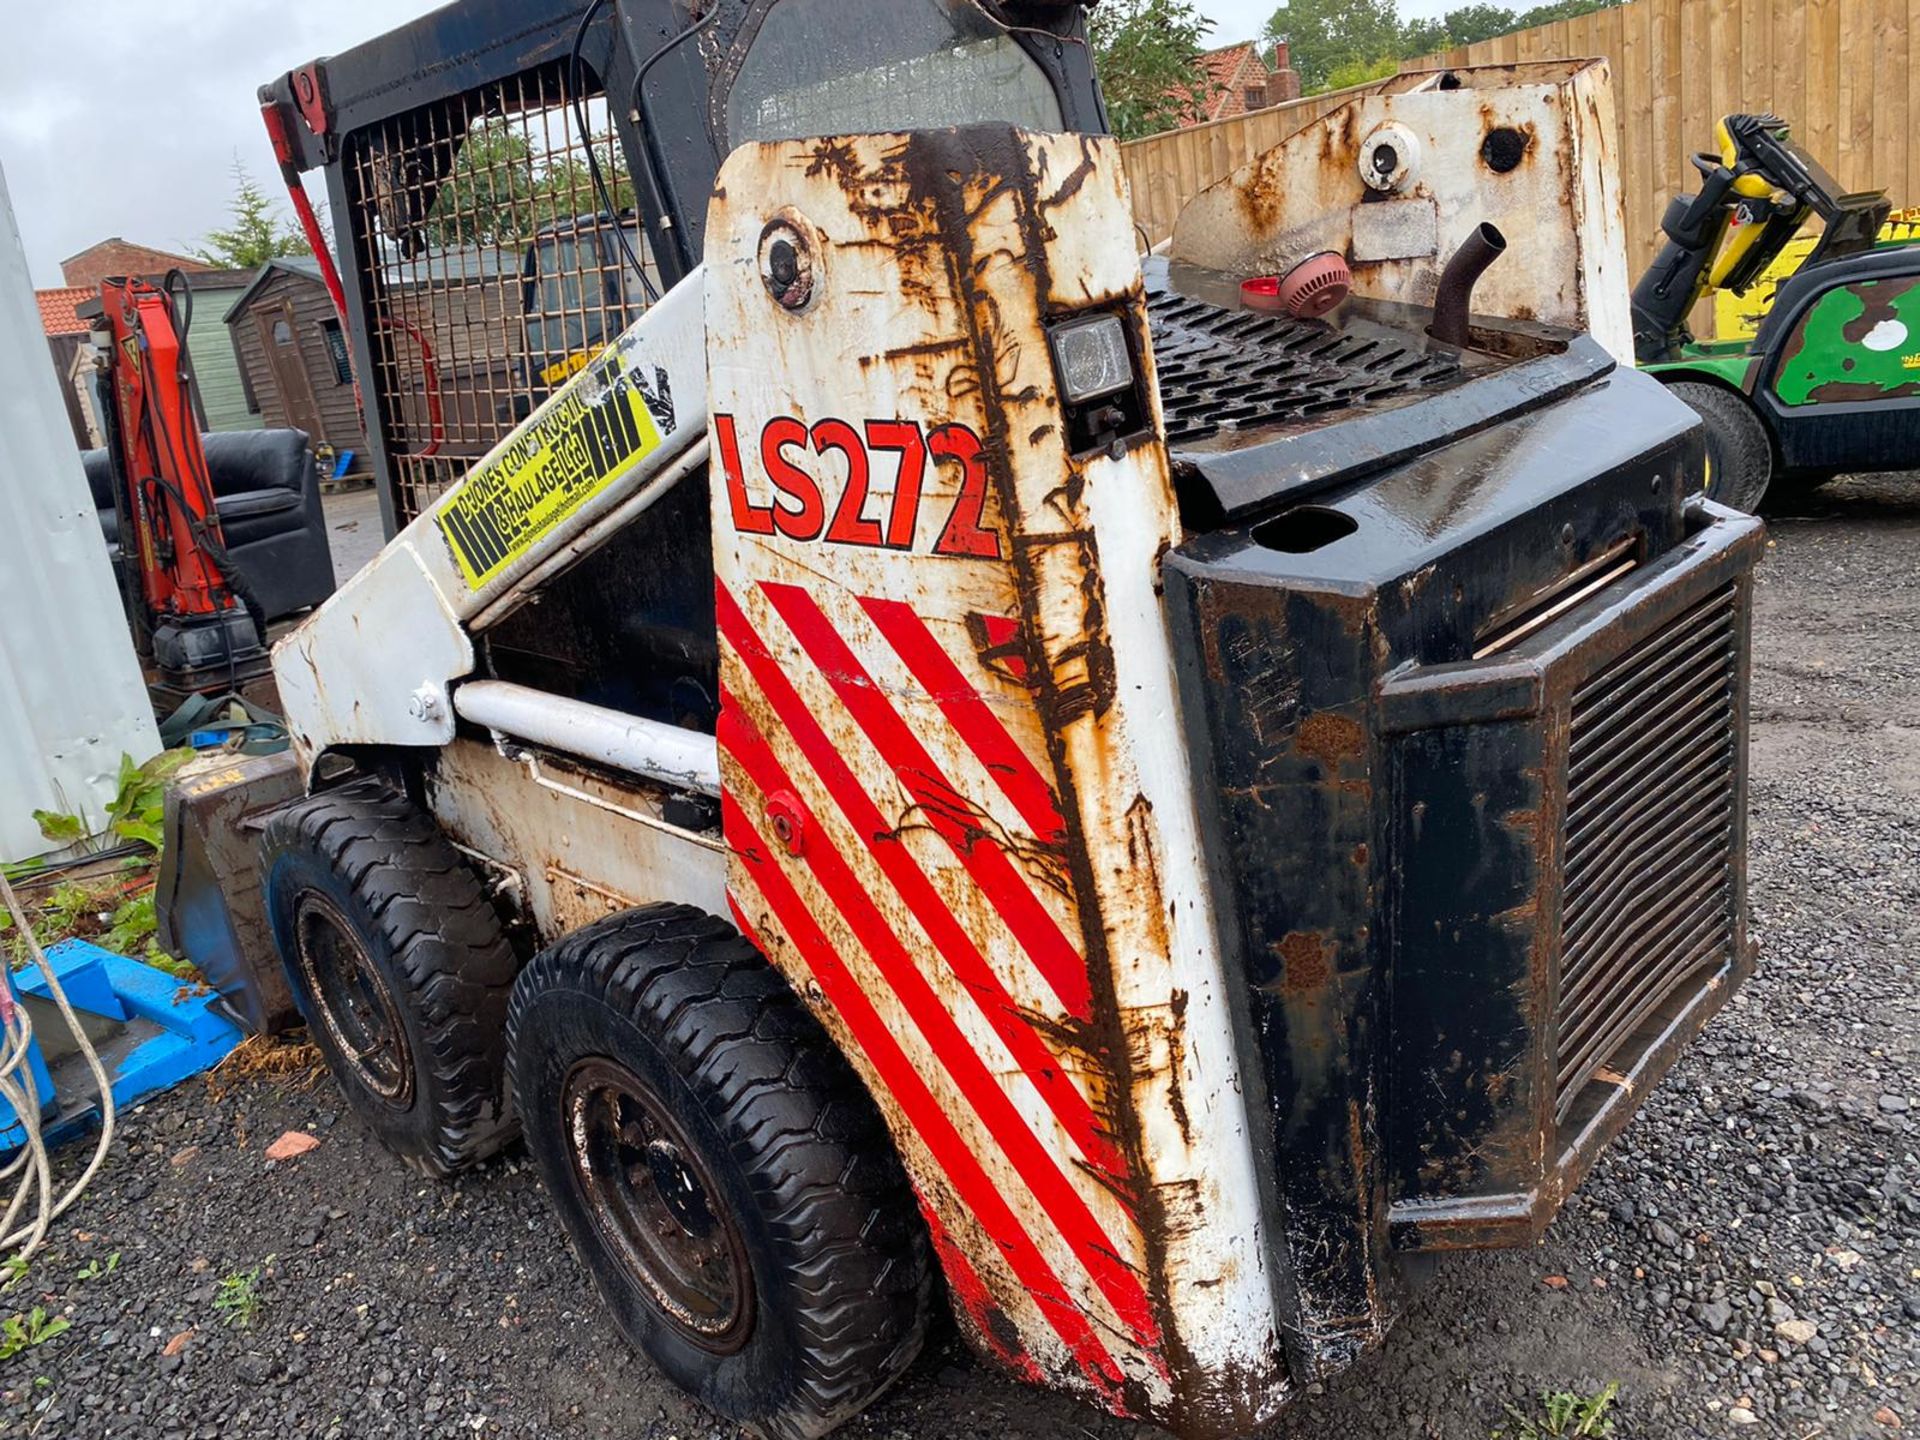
1048 313 1134 405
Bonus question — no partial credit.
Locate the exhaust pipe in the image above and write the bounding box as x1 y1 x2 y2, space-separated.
1428 222 1508 348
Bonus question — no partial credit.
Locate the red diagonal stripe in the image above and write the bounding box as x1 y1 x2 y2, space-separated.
755 580 1095 1023
719 587 1109 1162
858 595 1067 848
724 834 1130 1404
719 675 1129 1190
918 1197 1045 1385
721 699 1157 1349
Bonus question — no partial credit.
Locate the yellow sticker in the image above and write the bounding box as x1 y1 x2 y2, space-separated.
538 349 594 387
437 348 664 590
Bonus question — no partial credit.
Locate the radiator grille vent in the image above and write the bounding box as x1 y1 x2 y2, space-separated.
1556 585 1740 1115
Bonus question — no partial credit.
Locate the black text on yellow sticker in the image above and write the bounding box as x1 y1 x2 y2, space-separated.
437 358 662 589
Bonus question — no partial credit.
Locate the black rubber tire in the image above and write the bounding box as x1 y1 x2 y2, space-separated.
262 777 518 1177
507 905 930 1440
1667 379 1775 513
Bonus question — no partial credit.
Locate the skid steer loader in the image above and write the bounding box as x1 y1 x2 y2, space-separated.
163 4 1761 1435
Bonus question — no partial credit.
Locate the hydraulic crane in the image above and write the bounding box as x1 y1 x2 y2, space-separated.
80 274 268 700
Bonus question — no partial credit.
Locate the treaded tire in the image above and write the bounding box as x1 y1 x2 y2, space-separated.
1667 379 1775 513
262 777 518 1177
507 905 930 1440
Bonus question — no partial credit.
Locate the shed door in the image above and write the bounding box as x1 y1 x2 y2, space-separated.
255 300 323 440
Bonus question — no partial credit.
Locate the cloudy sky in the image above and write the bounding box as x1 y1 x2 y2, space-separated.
1 0 1445 287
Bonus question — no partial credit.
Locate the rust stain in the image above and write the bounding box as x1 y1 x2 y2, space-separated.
803 137 863 189
1296 711 1366 767
1275 930 1331 995
1164 987 1192 1144
1233 152 1287 235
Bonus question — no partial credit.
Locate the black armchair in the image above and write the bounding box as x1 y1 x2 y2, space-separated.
83 428 337 624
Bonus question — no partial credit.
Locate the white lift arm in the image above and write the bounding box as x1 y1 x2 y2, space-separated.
272 271 709 771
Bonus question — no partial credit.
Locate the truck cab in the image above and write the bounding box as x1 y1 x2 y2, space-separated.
518 209 655 402
225 4 1763 1435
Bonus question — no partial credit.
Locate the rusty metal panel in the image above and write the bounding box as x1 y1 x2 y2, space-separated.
425 737 727 946
705 129 1283 1431
1168 60 1633 361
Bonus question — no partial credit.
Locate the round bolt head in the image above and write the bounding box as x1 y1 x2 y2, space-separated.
765 791 806 856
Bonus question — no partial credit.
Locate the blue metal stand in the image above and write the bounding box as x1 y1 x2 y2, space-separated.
0 940 243 1154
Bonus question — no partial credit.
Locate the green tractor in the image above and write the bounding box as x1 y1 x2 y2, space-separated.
1632 112 1920 511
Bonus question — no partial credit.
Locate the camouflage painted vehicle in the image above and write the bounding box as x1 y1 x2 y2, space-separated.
1632 112 1920 510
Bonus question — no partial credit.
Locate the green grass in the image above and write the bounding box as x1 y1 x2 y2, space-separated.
1495 1382 1621 1438
0 1308 70 1362
213 1257 274 1329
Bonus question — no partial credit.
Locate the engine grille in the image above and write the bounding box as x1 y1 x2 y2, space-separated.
1555 584 1741 1115
1145 287 1462 446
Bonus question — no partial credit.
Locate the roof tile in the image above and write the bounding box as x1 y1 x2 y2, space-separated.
35 287 92 336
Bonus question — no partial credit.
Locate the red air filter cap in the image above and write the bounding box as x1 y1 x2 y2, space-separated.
1242 252 1353 319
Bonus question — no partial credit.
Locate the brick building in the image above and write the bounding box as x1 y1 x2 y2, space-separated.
59 238 217 290
1186 41 1302 125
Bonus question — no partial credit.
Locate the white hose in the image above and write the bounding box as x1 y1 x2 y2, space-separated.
0 870 118 1262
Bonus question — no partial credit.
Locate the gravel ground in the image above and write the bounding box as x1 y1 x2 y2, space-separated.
1 476 1915 1440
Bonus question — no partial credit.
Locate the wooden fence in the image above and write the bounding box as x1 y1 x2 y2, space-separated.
1118 83 1392 248
1120 0 1919 274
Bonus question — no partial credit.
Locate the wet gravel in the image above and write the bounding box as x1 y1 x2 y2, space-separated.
1 475 1915 1439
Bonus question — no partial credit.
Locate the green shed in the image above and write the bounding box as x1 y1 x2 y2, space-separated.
179 269 263 433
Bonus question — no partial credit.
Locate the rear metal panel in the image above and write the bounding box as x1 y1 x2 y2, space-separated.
1160 366 1763 1368
1169 60 1632 362
705 129 1283 1431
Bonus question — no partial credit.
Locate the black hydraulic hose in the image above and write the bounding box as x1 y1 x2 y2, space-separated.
1428 222 1509 349
569 0 659 305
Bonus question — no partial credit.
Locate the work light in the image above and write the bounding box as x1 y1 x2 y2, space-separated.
1047 313 1134 404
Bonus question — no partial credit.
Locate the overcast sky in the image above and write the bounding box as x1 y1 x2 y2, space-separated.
1 0 1447 288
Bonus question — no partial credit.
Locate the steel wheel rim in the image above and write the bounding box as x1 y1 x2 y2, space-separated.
293 893 414 1107
562 1058 754 1354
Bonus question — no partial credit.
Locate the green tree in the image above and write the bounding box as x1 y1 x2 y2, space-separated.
428 120 539 247
1514 0 1621 27
1399 15 1453 55
529 143 635 231
1265 0 1404 94
191 160 311 268
1324 54 1403 90
1089 0 1214 141
428 123 638 249
1440 3 1520 44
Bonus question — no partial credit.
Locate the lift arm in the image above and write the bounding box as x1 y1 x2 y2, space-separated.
270 270 709 767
